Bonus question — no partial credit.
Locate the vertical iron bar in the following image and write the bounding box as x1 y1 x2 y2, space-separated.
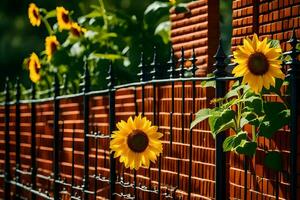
213 41 227 200
71 124 75 197
134 88 138 199
168 47 176 157
31 83 37 200
94 136 98 200
138 52 145 116
150 46 159 199
191 47 197 113
180 47 185 143
53 73 60 200
244 156 248 200
107 62 116 200
275 173 279 200
169 113 173 157
4 77 11 200
177 159 180 190
82 61 91 199
15 77 21 200
288 29 299 200
157 154 161 200
188 113 193 200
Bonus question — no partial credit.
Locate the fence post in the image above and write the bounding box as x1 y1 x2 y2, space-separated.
15 77 21 200
288 29 299 200
53 73 60 199
213 41 227 200
30 83 37 200
82 61 90 199
107 62 116 200
4 77 11 200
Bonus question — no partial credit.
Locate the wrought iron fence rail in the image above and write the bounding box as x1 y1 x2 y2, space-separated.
9 181 54 200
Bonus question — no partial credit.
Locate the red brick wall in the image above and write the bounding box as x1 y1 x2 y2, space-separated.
232 0 300 50
0 83 216 199
170 0 219 76
231 0 300 199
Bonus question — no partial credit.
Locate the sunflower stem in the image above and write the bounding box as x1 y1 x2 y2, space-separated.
252 125 257 142
99 0 108 30
41 16 53 35
236 90 243 132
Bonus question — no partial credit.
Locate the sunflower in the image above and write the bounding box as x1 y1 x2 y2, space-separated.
170 0 176 5
70 22 87 37
232 34 285 93
28 53 41 83
28 3 41 27
56 7 72 30
110 115 163 170
45 36 60 61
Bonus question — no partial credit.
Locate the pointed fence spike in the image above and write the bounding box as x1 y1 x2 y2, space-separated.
81 60 90 93
179 47 185 78
4 77 10 104
151 46 159 80
138 51 145 82
213 40 227 77
191 47 197 77
107 61 115 89
62 74 68 94
288 28 298 47
168 47 176 78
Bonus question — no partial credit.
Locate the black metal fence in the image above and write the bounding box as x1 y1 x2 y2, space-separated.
0 29 299 200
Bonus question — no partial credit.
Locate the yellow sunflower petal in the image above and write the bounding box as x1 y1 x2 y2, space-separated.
110 115 162 170
243 38 254 53
251 33 259 51
56 7 72 30
28 3 41 27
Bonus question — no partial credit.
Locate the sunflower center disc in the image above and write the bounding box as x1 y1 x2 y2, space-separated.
34 62 40 74
33 10 39 19
62 13 69 23
248 52 269 75
127 130 149 153
50 42 57 54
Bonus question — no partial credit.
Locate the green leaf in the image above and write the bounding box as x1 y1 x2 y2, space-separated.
224 83 247 99
154 21 171 44
144 2 170 26
264 151 283 171
243 96 264 116
201 80 216 88
259 109 290 138
45 10 57 19
223 131 247 152
88 53 126 61
191 108 211 129
223 135 236 152
235 140 257 156
84 10 103 18
240 112 260 127
209 109 236 138
174 3 190 13
268 39 281 49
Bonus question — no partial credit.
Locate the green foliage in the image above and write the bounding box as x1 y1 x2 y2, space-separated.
209 109 235 138
24 0 189 92
192 77 290 170
264 151 283 171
